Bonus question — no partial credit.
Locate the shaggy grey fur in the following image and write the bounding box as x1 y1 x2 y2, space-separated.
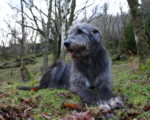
18 23 123 110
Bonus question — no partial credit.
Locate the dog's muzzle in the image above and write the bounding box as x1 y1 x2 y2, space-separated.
64 40 87 58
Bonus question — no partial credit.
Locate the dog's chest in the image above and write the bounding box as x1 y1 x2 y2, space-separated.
70 65 99 88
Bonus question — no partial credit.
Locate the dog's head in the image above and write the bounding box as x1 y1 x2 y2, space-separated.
64 23 103 58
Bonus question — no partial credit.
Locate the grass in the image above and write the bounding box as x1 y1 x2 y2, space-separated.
0 55 150 119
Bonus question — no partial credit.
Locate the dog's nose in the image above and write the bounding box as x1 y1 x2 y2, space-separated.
64 41 71 48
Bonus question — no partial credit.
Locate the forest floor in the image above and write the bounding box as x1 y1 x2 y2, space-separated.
0 55 150 120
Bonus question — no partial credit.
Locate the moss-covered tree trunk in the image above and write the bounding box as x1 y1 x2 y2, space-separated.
127 0 150 64
20 66 31 82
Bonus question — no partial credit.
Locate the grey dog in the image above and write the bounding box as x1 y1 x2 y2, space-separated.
18 23 123 111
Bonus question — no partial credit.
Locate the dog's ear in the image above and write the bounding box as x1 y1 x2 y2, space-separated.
92 29 102 43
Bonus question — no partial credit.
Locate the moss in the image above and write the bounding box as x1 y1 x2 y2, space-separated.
139 59 150 71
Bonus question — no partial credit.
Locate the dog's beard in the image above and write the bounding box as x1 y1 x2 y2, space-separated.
65 45 89 58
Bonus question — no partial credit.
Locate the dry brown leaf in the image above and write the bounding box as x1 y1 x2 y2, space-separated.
62 103 85 111
9 89 16 92
0 105 34 119
22 99 33 104
127 111 140 117
57 92 72 99
60 112 94 120
143 105 150 111
41 113 51 119
30 88 39 92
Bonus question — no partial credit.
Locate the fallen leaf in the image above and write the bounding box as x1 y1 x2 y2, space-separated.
62 103 85 111
0 105 34 119
143 105 150 111
101 110 114 115
0 92 8 98
57 92 72 99
41 113 51 119
137 118 146 120
133 118 146 120
117 89 122 93
127 103 135 108
9 89 16 92
20 98 33 104
0 115 5 120
0 94 5 98
60 112 94 120
30 88 39 92
127 111 140 117
97 109 114 119
57 92 66 96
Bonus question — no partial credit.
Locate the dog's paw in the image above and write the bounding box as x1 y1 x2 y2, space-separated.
97 101 111 112
108 97 124 109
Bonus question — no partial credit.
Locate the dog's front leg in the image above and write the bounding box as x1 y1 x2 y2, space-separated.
70 84 98 105
96 83 124 110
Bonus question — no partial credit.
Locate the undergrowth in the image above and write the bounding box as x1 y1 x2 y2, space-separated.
0 56 150 119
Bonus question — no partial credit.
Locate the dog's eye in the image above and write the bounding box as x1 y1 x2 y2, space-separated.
77 29 83 34
92 29 99 34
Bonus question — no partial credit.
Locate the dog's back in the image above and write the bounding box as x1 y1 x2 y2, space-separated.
18 61 71 90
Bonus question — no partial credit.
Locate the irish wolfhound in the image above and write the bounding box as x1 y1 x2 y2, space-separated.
18 23 123 111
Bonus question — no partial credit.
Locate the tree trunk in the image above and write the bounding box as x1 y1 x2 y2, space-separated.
20 0 25 64
127 0 150 64
20 66 30 82
33 31 38 56
2 41 6 58
42 0 53 74
60 0 70 60
20 0 30 82
68 0 76 27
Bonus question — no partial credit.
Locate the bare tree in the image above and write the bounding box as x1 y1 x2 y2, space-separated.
141 0 150 40
0 31 8 58
30 30 38 56
90 2 129 56
59 0 69 60
20 0 25 59
9 0 86 65
42 0 53 74
127 0 150 64
20 0 30 82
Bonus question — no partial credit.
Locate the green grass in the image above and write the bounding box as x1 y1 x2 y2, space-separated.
0 56 150 119
112 61 150 119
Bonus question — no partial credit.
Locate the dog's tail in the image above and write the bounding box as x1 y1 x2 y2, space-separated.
17 86 40 91
17 60 65 91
